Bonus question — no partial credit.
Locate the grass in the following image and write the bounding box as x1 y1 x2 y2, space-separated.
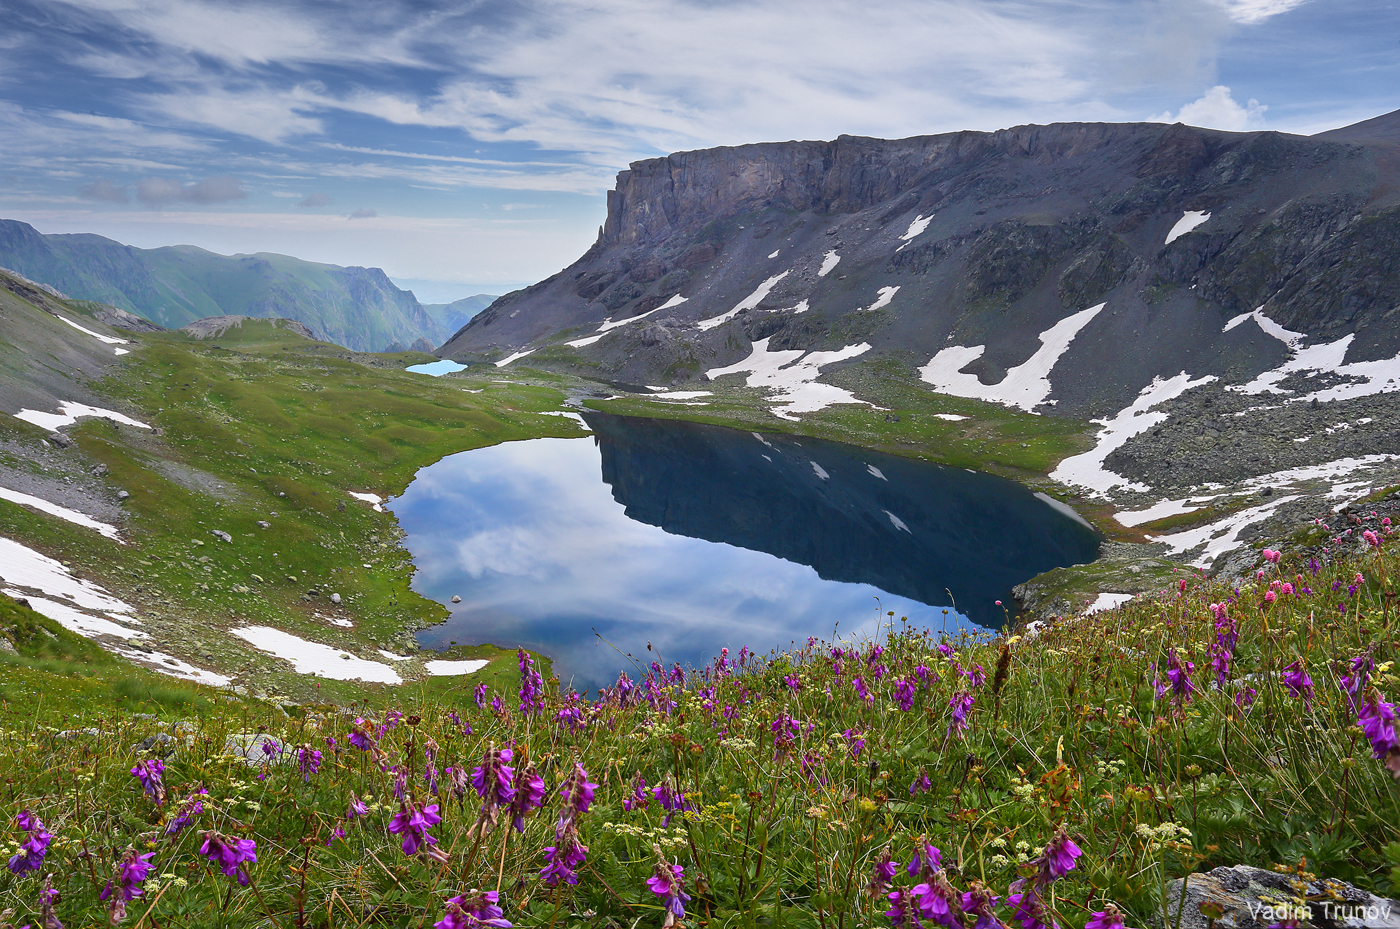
0 311 586 704
0 536 1396 928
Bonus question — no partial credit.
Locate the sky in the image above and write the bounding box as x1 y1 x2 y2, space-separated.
1 0 1396 304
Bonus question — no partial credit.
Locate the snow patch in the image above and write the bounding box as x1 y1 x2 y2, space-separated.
596 295 686 334
1223 308 1304 348
790 300 810 314
706 338 871 420
347 491 384 512
860 286 899 312
768 250 780 259
1049 372 1217 496
1115 498 1203 527
0 485 121 539
230 626 402 683
54 314 128 346
4 592 144 639
900 215 932 241
12 401 150 432
378 649 412 661
697 273 789 331
1085 593 1134 614
1228 330 1400 404
538 411 591 428
565 334 603 348
1164 210 1211 245
867 464 886 481
0 537 136 615
884 510 910 533
109 645 231 686
1150 495 1300 568
425 659 490 676
933 413 968 422
810 461 829 480
818 251 840 277
647 391 712 401
920 304 1105 413
494 349 535 367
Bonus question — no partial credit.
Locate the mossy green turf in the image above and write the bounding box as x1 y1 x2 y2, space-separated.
1 311 576 707
0 543 1396 929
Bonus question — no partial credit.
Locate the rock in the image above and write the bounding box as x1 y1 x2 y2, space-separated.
330 593 341 605
250 573 265 584
90 463 108 477
222 733 291 766
211 529 232 543
133 732 179 756
55 727 106 739
257 520 270 529
0 637 16 654
46 432 72 448
1165 865 1400 929
451 595 462 603
117 490 130 501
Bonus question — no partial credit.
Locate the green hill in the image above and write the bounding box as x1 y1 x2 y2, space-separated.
0 219 447 352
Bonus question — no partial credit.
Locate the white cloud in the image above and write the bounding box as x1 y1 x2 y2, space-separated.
1150 85 1267 131
1214 0 1311 24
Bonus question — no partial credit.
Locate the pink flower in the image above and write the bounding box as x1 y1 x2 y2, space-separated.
387 801 442 857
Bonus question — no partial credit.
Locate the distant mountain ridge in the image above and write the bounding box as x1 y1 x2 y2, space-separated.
0 219 451 353
441 109 1400 422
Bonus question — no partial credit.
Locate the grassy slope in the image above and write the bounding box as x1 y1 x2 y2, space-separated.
1 299 577 706
0 542 1395 928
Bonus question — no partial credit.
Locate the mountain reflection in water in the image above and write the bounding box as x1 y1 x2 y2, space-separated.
397 413 1098 691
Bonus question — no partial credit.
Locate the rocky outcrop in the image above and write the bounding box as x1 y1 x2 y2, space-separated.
441 111 1400 424
1165 865 1400 929
180 315 315 341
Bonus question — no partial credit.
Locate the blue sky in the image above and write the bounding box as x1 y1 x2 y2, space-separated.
1 0 1395 303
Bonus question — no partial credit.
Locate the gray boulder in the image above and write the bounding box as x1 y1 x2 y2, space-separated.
1165 865 1399 929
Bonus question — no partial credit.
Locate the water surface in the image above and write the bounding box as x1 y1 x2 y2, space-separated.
393 413 1098 690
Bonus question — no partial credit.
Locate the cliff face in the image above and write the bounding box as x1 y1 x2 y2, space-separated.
441 113 1400 422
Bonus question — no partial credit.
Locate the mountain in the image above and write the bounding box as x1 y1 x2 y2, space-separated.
440 112 1400 423
0 219 446 353
422 294 498 335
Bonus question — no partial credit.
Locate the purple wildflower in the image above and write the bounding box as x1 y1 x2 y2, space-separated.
130 758 167 806
912 874 963 928
843 728 866 760
1281 661 1314 704
164 789 208 836
508 763 547 832
1007 886 1051 929
540 822 587 886
948 691 975 737
436 890 512 929
647 858 692 927
623 774 649 811
473 683 488 709
298 747 323 782
198 832 258 886
886 889 921 927
894 678 917 712
1341 652 1374 711
99 849 156 923
7 810 53 875
517 649 545 716
652 776 691 827
347 793 370 818
1358 690 1398 762
1084 905 1127 929
561 762 597 815
909 768 933 796
388 800 444 859
906 842 943 881
1042 829 1082 880
870 852 898 896
962 883 1006 929
471 746 516 811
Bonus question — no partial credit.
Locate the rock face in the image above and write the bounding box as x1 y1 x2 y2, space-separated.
1165 865 1400 929
180 315 315 341
441 111 1400 423
0 220 445 352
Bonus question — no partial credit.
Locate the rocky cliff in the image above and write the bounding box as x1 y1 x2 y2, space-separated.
442 113 1400 420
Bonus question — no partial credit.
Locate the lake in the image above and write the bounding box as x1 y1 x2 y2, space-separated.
391 412 1099 691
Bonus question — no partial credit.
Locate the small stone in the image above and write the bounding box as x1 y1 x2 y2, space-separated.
257 521 270 529
211 529 232 543
250 573 265 584
117 490 130 501
451 595 462 603
330 593 341 605
46 432 72 448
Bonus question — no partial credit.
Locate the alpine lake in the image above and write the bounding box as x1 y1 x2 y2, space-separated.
389 411 1100 692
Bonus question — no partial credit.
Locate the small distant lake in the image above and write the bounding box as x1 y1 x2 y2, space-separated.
405 360 468 376
391 413 1099 691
